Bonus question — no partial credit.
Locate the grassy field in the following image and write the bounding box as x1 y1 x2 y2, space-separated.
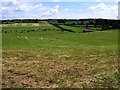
60 25 85 33
59 25 102 33
2 22 51 27
2 23 119 88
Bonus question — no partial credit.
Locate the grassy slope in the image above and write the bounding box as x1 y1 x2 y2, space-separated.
3 30 118 50
2 24 119 88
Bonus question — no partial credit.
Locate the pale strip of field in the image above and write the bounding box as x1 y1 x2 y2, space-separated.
12 23 19 26
1 23 18 27
32 23 39 26
21 23 27 26
1 23 52 27
2 24 8 27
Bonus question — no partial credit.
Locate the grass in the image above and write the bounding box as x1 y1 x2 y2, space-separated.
2 26 59 31
60 25 102 33
2 23 119 88
91 28 102 31
1 23 60 33
60 25 85 33
2 30 118 50
1 23 52 27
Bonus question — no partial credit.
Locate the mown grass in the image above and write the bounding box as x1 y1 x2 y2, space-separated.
2 24 119 88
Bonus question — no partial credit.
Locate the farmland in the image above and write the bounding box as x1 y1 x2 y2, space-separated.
2 23 60 33
59 25 85 33
2 22 119 88
59 25 102 33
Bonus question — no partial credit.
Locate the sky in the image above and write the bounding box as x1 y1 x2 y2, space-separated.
0 0 119 20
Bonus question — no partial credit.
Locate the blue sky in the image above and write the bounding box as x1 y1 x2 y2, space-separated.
0 0 119 19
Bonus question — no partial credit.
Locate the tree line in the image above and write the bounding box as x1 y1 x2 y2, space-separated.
1 19 120 30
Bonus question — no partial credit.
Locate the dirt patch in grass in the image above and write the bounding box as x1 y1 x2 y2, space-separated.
2 50 119 88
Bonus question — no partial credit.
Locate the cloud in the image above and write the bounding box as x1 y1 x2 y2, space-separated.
33 4 42 9
42 5 60 17
53 0 59 1
12 0 19 4
89 3 117 12
88 3 118 19
15 3 44 12
33 4 44 11
0 7 14 14
64 8 69 11
1 0 120 2
96 0 119 2
16 4 31 11
5 0 20 5
1 1 118 19
0 6 18 19
0 7 7 12
96 0 102 2
1 0 21 7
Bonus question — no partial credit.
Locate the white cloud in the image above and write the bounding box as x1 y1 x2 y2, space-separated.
42 5 60 17
5 0 20 4
33 4 42 9
15 3 44 11
89 3 106 10
16 4 32 11
53 0 59 1
1 0 120 2
0 7 13 14
89 3 117 12
12 0 19 4
96 0 119 2
0 7 7 13
96 0 102 2
33 4 44 11
88 3 118 19
0 7 6 11
64 8 69 11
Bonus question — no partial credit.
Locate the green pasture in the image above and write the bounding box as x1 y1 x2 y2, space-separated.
2 26 60 32
3 30 118 50
60 25 102 33
60 25 85 33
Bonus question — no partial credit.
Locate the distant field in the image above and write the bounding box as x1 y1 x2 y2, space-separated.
59 25 102 33
60 25 85 33
1 23 60 32
2 23 119 88
1 22 52 27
